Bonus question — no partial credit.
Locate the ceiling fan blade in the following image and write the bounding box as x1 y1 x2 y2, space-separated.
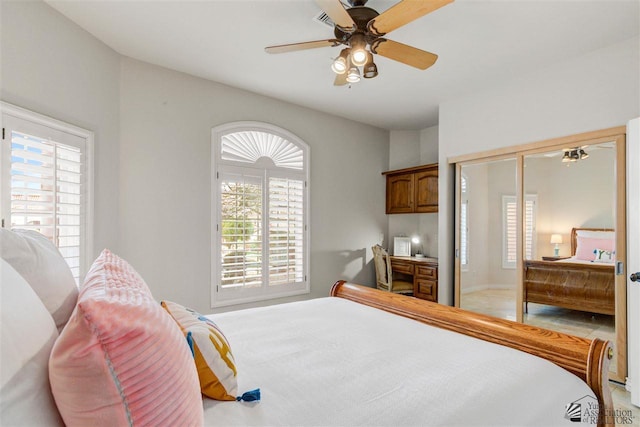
334 73 348 86
368 0 454 36
315 0 356 32
265 39 341 54
370 38 438 70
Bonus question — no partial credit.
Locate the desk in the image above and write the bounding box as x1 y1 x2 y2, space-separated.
390 256 438 302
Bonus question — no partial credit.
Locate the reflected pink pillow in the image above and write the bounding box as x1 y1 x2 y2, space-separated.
49 249 203 427
575 236 614 261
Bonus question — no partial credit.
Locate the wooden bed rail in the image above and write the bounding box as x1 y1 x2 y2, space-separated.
331 281 614 427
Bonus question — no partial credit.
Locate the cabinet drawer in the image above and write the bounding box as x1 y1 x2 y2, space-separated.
415 279 437 302
390 260 414 275
416 265 437 280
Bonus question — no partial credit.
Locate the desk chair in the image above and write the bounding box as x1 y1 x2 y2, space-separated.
371 244 413 295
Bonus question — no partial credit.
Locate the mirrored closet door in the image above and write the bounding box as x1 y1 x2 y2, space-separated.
453 128 627 382
457 157 517 321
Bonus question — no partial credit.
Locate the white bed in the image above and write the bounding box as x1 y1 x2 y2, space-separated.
204 296 599 426
1 228 613 427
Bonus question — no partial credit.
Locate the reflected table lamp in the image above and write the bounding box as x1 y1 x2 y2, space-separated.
550 234 563 256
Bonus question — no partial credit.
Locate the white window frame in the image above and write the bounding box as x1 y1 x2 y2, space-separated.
1 102 94 282
502 194 537 269
211 121 310 307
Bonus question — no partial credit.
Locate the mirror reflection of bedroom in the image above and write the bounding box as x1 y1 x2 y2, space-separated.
458 158 518 321
522 142 616 371
456 137 626 380
523 142 616 370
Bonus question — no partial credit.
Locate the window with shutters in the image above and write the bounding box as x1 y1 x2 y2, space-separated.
212 122 309 307
502 194 537 269
460 174 469 270
1 103 93 284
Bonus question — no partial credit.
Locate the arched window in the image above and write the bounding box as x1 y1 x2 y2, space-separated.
211 122 309 307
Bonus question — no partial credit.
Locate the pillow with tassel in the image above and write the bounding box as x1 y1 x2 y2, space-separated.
161 300 260 402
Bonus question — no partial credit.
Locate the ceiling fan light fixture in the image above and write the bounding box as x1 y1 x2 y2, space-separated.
363 53 378 78
331 48 350 74
351 49 368 66
349 33 368 66
562 151 571 162
579 149 589 160
346 66 361 83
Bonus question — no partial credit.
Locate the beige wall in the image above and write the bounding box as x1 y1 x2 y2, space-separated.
525 146 616 258
388 127 439 258
119 58 390 313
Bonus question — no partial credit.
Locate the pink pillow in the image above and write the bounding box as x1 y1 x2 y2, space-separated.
575 236 614 261
49 249 203 426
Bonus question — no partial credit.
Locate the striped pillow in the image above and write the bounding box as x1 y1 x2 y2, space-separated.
49 249 203 426
161 301 238 401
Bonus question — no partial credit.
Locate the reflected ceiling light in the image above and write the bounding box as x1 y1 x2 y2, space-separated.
331 48 350 75
562 146 589 165
579 149 589 160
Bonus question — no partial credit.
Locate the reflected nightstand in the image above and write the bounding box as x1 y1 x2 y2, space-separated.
541 256 571 261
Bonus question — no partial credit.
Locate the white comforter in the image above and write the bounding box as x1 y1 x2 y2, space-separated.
203 297 596 426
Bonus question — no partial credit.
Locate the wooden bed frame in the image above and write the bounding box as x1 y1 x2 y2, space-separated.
331 280 614 427
524 228 615 315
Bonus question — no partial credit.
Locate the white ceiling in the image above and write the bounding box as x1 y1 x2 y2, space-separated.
45 0 639 130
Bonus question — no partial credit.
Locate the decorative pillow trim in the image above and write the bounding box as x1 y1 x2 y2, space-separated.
592 248 615 263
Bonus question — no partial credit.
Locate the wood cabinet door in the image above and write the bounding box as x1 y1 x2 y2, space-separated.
415 169 438 213
386 173 414 213
415 278 437 302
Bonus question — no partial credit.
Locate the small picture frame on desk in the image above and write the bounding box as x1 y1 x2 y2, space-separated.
393 237 411 256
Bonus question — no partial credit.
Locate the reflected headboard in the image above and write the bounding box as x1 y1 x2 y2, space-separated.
570 227 615 256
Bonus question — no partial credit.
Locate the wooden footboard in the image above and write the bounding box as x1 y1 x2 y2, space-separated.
331 281 614 427
524 260 615 315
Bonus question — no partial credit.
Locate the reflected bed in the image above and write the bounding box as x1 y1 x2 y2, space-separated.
524 228 615 316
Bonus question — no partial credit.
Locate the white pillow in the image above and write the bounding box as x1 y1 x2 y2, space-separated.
0 229 78 331
0 259 64 426
575 230 615 240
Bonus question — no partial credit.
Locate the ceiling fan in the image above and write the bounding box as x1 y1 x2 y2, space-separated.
265 0 453 85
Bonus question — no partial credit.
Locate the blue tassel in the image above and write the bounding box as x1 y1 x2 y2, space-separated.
185 332 195 358
236 389 261 402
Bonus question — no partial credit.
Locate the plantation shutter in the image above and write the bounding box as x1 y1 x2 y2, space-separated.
460 175 468 267
503 197 518 267
2 112 88 283
460 200 469 266
524 198 536 260
268 177 304 285
502 195 537 268
219 172 263 289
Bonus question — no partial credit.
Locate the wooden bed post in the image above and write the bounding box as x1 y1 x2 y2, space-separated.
331 281 614 427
